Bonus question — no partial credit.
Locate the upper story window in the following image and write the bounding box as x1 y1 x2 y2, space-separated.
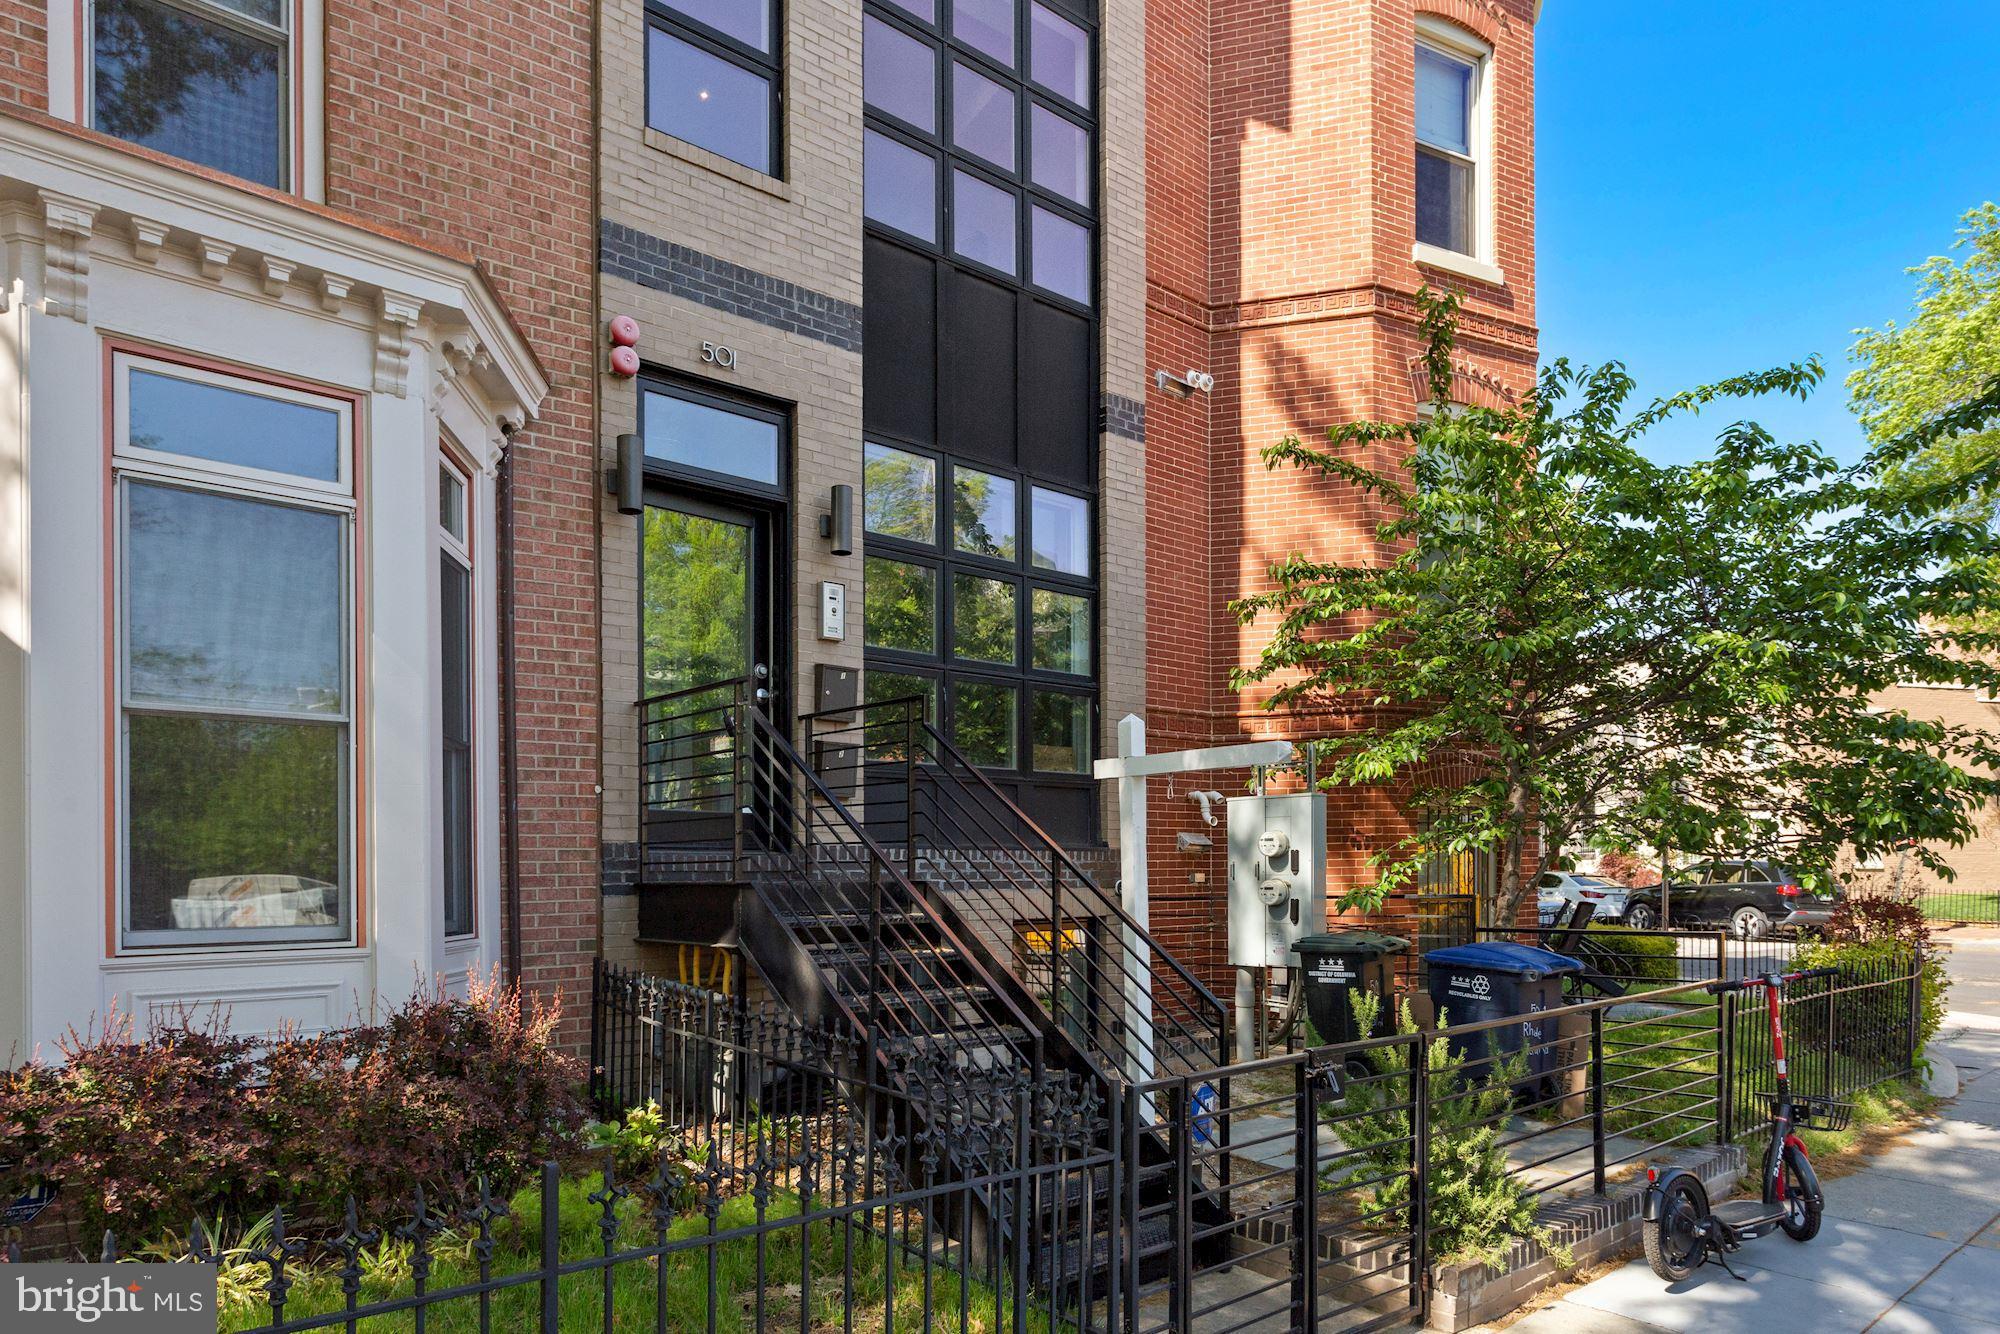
862 0 1096 310
92 0 292 190
646 0 783 176
113 352 355 948
1413 22 1488 265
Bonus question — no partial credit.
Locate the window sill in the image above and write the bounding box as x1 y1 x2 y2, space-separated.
1411 242 1505 288
643 128 793 202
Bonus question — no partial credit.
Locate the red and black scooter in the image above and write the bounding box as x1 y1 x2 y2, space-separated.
1642 966 1849 1283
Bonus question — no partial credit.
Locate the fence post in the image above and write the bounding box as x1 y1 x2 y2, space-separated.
1589 1004 1607 1196
1172 1084 1193 1334
1410 1034 1431 1323
1293 1058 1319 1323
539 1161 560 1332
1716 990 1732 1145
1908 943 1924 1076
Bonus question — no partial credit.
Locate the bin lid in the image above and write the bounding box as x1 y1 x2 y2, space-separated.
1422 941 1583 975
1292 931 1409 957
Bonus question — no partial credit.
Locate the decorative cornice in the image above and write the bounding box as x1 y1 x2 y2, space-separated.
1146 279 1539 356
0 111 549 417
373 290 423 396
260 255 295 298
196 236 234 281
37 189 96 321
127 216 167 264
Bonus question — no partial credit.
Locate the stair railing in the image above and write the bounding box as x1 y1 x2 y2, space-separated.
800 698 1232 1087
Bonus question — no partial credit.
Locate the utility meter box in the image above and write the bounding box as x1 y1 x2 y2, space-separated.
1227 793 1328 967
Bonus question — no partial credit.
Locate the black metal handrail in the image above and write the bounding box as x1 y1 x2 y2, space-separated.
800 697 1232 1084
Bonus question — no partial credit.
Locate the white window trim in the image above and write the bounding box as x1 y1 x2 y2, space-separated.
1412 16 1501 285
49 0 326 202
112 351 358 951
437 448 477 941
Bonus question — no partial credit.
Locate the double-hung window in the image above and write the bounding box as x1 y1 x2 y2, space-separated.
646 0 783 176
438 457 475 939
114 353 354 948
92 0 292 190
1413 25 1485 264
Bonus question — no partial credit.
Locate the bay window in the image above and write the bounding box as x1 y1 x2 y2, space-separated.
115 354 354 947
439 457 474 938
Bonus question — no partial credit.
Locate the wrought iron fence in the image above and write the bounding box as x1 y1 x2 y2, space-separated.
26 947 1924 1332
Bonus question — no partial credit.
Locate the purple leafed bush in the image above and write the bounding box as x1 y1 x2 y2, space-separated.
0 976 587 1249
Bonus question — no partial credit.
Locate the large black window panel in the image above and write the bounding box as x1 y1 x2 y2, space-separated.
1019 301 1090 485
864 236 938 447
1021 783 1093 844
942 269 1018 469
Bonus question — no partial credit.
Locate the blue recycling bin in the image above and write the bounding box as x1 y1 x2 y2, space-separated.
1423 941 1583 1097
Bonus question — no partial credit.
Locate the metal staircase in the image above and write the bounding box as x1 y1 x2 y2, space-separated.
636 674 1238 1292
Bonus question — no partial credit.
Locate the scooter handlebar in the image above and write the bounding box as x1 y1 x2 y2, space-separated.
1706 965 1840 995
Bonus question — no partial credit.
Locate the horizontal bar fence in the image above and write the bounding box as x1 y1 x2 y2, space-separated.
31 945 1923 1332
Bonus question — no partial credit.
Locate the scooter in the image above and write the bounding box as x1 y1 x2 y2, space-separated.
1642 965 1848 1282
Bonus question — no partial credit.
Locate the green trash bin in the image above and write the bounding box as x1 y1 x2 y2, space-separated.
1292 930 1409 1046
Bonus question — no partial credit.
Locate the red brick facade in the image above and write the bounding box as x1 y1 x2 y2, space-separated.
1143 0 1541 982
320 0 600 1044
0 0 46 112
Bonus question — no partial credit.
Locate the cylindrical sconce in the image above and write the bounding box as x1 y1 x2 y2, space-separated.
820 483 854 555
612 432 644 515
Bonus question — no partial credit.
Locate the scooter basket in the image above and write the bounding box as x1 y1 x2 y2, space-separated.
1761 1093 1853 1131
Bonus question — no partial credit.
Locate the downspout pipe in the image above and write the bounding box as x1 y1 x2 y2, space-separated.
499 420 523 985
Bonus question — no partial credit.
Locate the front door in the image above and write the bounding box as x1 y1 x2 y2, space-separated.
640 490 776 846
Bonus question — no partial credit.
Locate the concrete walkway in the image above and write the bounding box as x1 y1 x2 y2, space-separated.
1495 1009 2000 1334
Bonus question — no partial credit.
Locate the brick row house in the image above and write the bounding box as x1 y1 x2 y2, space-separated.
0 0 1539 1055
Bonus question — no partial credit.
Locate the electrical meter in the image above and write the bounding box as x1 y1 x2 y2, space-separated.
1227 793 1328 968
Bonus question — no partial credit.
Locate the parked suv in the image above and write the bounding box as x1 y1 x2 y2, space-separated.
1536 872 1635 926
1621 860 1836 939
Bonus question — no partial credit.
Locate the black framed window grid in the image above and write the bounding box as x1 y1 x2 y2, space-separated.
862 0 1097 313
862 439 1096 777
643 0 785 179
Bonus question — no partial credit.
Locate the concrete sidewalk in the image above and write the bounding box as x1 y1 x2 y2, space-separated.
1492 1010 2000 1334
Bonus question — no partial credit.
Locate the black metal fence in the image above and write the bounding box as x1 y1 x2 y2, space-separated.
41 945 1923 1332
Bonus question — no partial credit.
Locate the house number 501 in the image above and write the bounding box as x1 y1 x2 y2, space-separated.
700 341 738 369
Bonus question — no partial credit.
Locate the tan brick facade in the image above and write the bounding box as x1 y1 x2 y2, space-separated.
1843 684 2000 902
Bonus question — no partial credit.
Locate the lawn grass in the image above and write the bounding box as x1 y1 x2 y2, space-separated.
204 1173 1052 1333
1917 889 2000 923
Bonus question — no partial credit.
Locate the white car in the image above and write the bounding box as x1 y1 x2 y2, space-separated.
1535 872 1633 926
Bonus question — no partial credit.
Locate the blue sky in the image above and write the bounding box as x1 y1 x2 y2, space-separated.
1537 5 2000 465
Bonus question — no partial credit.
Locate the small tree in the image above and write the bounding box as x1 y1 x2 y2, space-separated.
1331 992 1560 1270
1233 289 2000 924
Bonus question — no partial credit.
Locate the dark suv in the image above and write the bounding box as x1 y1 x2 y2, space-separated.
1621 860 1837 939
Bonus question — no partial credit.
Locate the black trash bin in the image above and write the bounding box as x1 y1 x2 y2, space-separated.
1423 941 1582 1097
1292 931 1409 1046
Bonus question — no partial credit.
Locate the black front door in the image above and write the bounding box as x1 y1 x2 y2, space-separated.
640 489 777 846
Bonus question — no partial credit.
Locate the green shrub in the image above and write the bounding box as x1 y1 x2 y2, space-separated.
1329 991 1567 1271
1577 924 1681 986
0 976 587 1249
1790 937 1947 1056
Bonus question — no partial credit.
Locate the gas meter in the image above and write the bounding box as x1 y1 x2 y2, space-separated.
1227 793 1327 967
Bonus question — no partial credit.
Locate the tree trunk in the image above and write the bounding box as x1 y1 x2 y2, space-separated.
1493 778 1532 927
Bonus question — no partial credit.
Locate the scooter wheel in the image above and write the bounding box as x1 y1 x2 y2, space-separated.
1780 1159 1821 1242
1645 1177 1710 1282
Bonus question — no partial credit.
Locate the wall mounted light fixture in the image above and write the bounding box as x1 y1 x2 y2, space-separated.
819 483 854 555
609 432 644 515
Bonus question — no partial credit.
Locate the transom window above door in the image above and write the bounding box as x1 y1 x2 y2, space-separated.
91 0 295 190
645 0 784 176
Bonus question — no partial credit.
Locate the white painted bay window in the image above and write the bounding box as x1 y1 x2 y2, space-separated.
114 353 355 948
438 455 475 939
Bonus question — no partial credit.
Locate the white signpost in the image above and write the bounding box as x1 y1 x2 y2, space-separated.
1094 714 1293 1089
